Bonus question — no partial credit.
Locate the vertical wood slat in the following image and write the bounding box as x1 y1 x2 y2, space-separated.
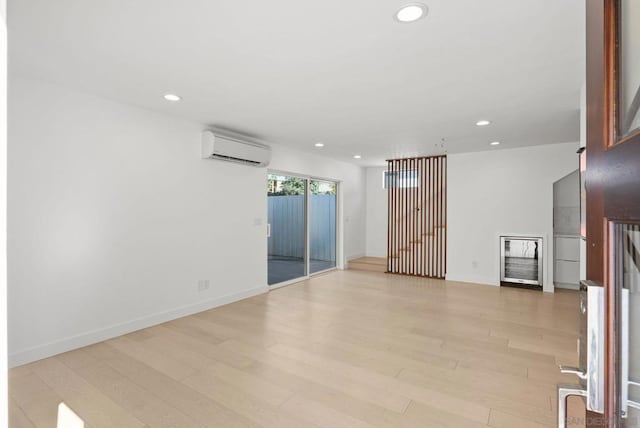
438 158 444 276
434 157 438 277
436 157 441 277
438 156 441 275
408 158 412 275
399 159 403 273
420 157 424 276
393 159 397 272
411 157 414 275
391 158 395 272
403 158 407 275
423 157 427 276
393 158 397 272
399 159 402 271
437 156 440 276
394 158 398 272
386 155 447 278
438 157 441 276
433 157 437 278
443 157 447 278
395 158 399 272
423 157 428 276
389 158 396 274
411 157 416 276
440 157 444 277
396 158 400 271
394 159 398 272
387 159 392 272
429 156 434 276
391 159 395 271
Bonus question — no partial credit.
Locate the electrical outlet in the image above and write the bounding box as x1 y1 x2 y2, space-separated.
197 280 210 292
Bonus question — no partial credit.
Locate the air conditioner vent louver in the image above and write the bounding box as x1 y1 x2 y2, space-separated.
211 154 262 166
201 131 271 167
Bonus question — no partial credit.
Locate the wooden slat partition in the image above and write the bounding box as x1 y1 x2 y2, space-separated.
387 155 447 278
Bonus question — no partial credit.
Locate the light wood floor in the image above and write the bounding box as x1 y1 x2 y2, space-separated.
348 257 387 273
9 270 582 427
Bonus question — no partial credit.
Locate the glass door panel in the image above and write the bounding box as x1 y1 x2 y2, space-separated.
267 174 307 285
621 224 640 427
309 180 337 274
616 6 640 424
619 0 640 139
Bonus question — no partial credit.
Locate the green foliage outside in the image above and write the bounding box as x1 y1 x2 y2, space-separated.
268 176 336 196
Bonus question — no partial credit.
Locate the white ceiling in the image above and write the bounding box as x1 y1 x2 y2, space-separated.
9 0 585 166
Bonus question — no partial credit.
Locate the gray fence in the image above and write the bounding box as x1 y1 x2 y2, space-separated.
268 195 336 261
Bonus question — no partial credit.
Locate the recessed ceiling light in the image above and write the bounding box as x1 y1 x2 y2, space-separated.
476 120 491 126
490 141 501 146
395 3 428 23
353 155 362 159
163 94 182 102
315 142 324 147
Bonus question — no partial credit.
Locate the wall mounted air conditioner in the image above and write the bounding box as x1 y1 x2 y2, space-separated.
201 130 271 167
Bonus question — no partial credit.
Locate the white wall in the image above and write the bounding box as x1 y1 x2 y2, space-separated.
365 167 387 257
0 0 8 424
447 143 579 292
8 76 365 366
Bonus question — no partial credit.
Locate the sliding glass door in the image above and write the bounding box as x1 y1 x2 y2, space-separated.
267 174 307 285
267 174 337 286
309 179 337 274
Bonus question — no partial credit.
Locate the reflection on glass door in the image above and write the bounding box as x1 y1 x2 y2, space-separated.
619 0 640 139
617 5 640 425
267 174 307 285
309 180 337 274
621 224 640 427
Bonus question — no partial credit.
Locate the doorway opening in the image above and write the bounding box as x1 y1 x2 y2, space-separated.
267 173 337 286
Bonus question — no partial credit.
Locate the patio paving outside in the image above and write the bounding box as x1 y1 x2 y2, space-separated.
268 256 335 285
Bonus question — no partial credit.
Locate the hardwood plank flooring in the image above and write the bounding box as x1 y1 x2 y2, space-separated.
8 270 580 427
348 257 387 273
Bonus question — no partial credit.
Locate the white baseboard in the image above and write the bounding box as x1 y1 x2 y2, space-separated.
363 252 386 258
446 273 554 292
9 285 268 368
445 272 498 287
344 253 366 269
